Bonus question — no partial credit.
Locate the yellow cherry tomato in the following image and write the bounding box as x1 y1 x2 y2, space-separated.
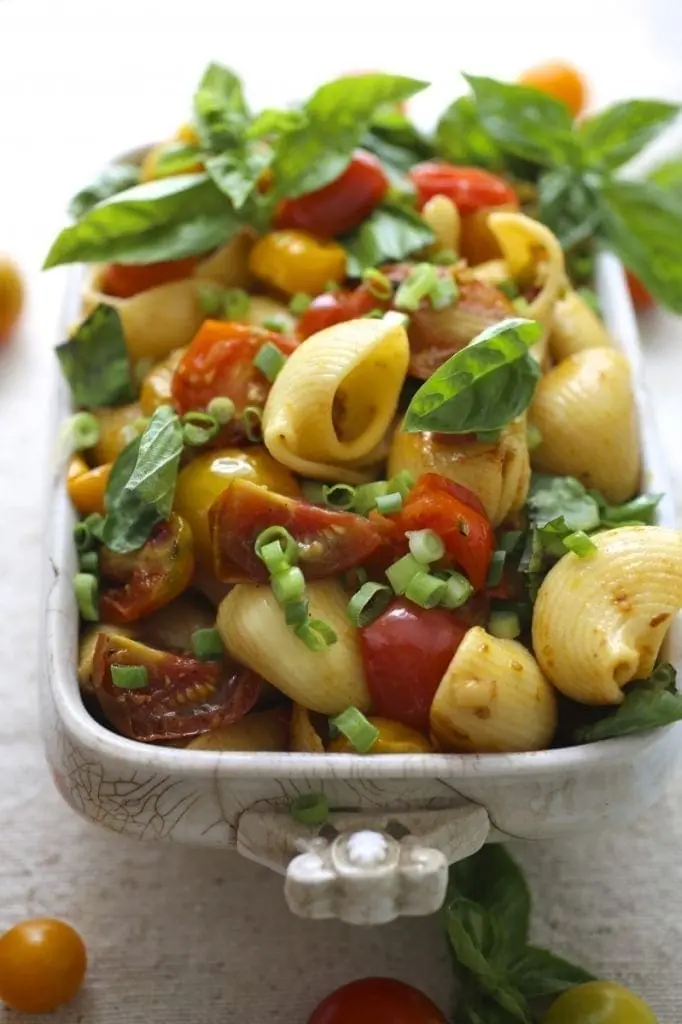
544 981 658 1024
248 230 346 296
139 348 185 416
0 918 87 1013
174 122 201 146
173 447 300 568
518 61 587 118
67 461 112 515
329 717 433 754
0 254 24 341
92 402 144 464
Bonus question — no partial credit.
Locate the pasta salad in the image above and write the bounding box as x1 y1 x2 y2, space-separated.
47 64 682 754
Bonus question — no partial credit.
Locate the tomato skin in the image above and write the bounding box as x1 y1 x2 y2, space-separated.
626 270 655 311
248 230 347 296
276 150 389 238
308 978 447 1024
409 162 517 215
297 288 381 340
209 478 383 581
0 918 87 1013
518 61 587 118
544 980 657 1024
101 257 198 299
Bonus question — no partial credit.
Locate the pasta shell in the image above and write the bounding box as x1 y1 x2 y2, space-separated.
262 313 409 483
422 195 460 255
216 580 370 715
78 623 135 694
187 709 290 751
290 704 325 753
529 347 640 504
533 526 682 705
430 626 557 753
550 287 614 361
194 229 254 288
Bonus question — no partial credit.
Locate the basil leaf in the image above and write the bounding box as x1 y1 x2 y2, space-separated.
600 492 663 525
56 305 135 408
44 174 240 268
153 142 203 178
537 168 604 252
464 75 579 167
206 146 272 209
575 664 681 743
362 108 435 174
579 100 679 170
271 72 429 199
68 162 141 220
246 107 307 139
193 62 249 151
436 95 504 170
343 202 435 276
448 845 531 960
648 155 682 199
528 474 601 532
403 318 541 434
599 177 682 313
102 406 184 553
511 947 594 998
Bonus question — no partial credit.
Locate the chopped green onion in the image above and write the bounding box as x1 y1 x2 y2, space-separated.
375 491 403 515
386 553 423 595
62 412 100 452
329 707 379 753
223 288 250 320
295 619 338 650
182 411 220 446
73 521 93 553
83 512 105 541
353 480 389 516
347 582 392 627
394 263 438 312
513 296 531 315
362 267 392 301
262 318 287 334
563 531 597 557
285 599 309 626
476 428 503 444
432 248 458 266
488 610 521 639
73 572 99 621
206 396 235 424
191 628 224 660
499 530 523 553
290 793 329 825
498 279 520 300
388 469 415 500
258 539 290 574
486 550 506 587
271 566 306 605
408 529 445 565
289 292 312 315
255 526 299 565
111 664 149 690
430 272 458 310
242 406 263 442
324 280 339 293
301 481 326 505
405 571 448 609
79 550 99 574
364 308 386 319
198 282 226 316
322 483 356 510
253 341 287 382
601 493 662 526
441 572 473 609
526 424 542 451
577 286 601 316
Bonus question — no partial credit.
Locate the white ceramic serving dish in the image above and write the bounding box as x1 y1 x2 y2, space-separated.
41 252 682 926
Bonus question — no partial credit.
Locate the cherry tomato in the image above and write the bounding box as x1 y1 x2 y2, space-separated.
0 918 87 1014
308 977 447 1024
276 150 389 238
99 514 195 623
209 478 383 581
518 61 587 118
92 631 260 742
101 257 198 299
626 270 655 311
297 287 383 340
0 254 23 341
544 980 657 1024
248 230 347 296
409 162 517 215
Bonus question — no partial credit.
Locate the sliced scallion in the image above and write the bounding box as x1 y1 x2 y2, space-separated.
78 550 99 574
386 553 423 595
191 628 224 660
289 292 312 315
111 664 149 690
430 272 458 310
271 566 306 605
362 267 392 301
253 341 286 382
486 550 506 588
285 599 309 626
197 282 225 316
353 480 389 516
62 412 100 452
563 531 597 557
73 572 99 621
290 793 329 825
330 707 379 753
182 411 220 446
432 248 458 266
408 529 445 565
242 406 263 442
295 619 338 651
499 530 523 553
262 318 287 334
223 288 250 320
347 582 392 627
526 423 542 451
322 483 356 510
207 396 235 424
73 521 93 553
441 572 473 609
405 571 448 609
388 469 415 500
394 263 437 312
375 491 403 515
254 526 299 566
487 610 521 639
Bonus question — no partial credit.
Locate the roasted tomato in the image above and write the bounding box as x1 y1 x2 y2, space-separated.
308 978 447 1024
409 162 517 215
92 632 260 742
297 287 382 340
99 514 195 623
209 478 383 582
100 258 198 299
275 150 389 238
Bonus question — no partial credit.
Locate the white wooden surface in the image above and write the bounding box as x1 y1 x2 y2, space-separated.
1 1 682 1020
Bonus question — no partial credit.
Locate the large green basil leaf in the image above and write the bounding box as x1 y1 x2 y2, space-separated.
270 72 429 199
68 162 141 220
448 846 531 960
648 155 682 199
511 947 594 998
153 142 203 178
343 202 434 276
44 174 240 267
362 107 435 175
206 146 272 209
537 167 604 252
56 305 135 408
436 95 504 169
193 62 249 150
403 318 541 434
246 107 307 139
575 664 681 743
579 100 679 170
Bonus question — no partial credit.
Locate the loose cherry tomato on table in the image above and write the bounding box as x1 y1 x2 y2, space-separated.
276 150 389 238
409 162 517 215
100 257 198 299
544 980 658 1023
308 977 447 1024
518 61 588 118
626 270 655 311
0 917 87 1013
248 230 347 296
0 254 24 341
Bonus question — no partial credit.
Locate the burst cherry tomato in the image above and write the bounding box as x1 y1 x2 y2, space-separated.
276 150 389 238
544 980 657 1024
209 478 383 581
626 270 655 311
297 287 384 340
518 61 587 118
409 162 517 215
100 257 198 298
0 918 87 1013
308 978 447 1024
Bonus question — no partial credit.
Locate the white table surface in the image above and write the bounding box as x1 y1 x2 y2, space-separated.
1 2 682 1020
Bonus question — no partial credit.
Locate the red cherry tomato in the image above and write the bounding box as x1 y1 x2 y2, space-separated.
276 150 389 238
308 978 447 1024
409 162 517 215
297 287 384 340
626 270 655 311
101 257 198 298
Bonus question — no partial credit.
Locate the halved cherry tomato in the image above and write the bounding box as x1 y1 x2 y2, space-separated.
99 514 195 623
308 978 447 1024
518 61 587 119
249 230 347 296
409 162 517 215
209 478 383 582
626 270 655 311
100 257 198 299
297 287 384 340
171 321 298 439
0 918 87 1014
276 150 389 238
92 632 260 742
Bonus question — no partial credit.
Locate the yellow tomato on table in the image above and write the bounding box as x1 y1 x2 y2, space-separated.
0 918 87 1013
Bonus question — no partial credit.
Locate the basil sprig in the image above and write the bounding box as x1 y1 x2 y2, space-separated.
56 305 135 408
403 318 541 434
575 663 682 744
343 202 435 276
68 162 141 220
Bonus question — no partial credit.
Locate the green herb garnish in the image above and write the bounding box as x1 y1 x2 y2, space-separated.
56 305 136 409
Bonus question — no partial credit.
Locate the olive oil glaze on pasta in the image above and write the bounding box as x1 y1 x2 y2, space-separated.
48 65 682 756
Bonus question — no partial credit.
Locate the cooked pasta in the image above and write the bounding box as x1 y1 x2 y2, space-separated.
289 704 325 753
529 347 640 503
422 195 460 255
187 709 289 751
550 287 614 361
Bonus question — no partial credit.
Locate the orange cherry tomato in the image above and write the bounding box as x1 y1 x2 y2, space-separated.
518 61 587 118
100 257 198 299
276 150 389 238
409 162 517 215
0 254 23 341
308 978 447 1024
0 918 87 1014
626 270 655 311
66 461 112 515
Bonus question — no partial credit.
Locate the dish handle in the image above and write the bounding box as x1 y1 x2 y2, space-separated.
236 805 490 925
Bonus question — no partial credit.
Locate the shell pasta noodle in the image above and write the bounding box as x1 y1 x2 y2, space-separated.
49 60 682 756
